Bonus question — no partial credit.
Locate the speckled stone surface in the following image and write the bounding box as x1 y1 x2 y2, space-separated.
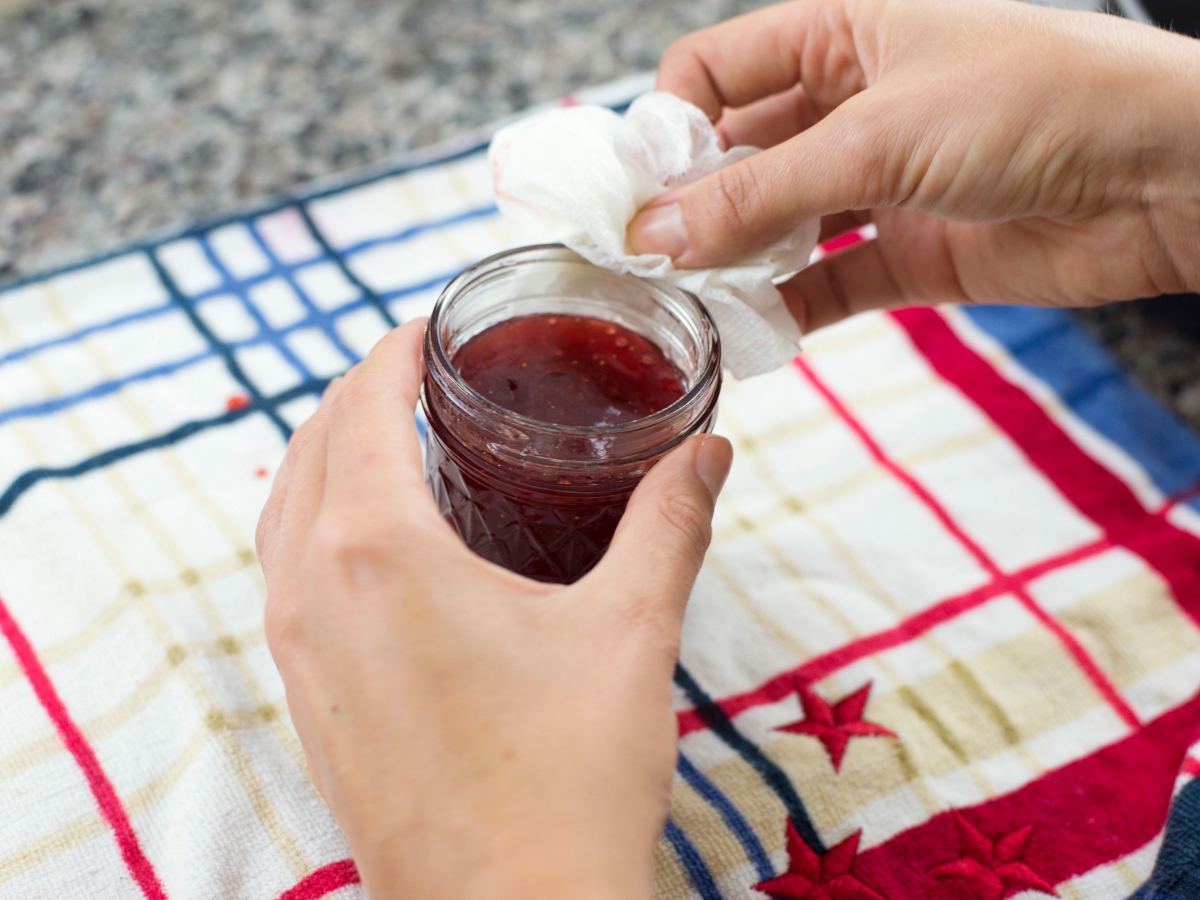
2 0 1197 431
1074 300 1200 434
0 0 768 281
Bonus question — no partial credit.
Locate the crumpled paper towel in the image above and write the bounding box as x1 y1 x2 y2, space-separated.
488 91 820 378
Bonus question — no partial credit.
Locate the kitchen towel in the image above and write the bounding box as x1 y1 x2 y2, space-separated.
490 91 820 379
3 74 1200 900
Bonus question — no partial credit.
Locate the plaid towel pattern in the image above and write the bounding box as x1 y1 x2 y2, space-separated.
3 76 1200 900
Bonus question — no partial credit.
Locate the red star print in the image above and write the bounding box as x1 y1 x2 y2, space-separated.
927 813 1058 900
778 681 896 771
755 822 884 900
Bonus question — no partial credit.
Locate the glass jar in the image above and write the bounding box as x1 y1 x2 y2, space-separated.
422 244 722 584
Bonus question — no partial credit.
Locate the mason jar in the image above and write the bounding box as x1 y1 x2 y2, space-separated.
421 244 721 584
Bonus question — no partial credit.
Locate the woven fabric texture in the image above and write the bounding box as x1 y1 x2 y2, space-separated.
3 79 1200 900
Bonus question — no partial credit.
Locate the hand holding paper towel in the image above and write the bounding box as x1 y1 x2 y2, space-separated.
489 92 820 378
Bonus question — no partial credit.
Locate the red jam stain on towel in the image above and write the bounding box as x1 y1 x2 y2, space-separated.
453 314 686 425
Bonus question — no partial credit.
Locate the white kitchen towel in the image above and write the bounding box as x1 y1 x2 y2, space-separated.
9 73 1200 900
489 92 820 378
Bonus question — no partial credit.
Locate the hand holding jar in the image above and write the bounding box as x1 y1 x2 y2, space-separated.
255 319 732 900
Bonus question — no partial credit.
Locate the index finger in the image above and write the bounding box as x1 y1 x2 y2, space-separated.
322 318 432 510
656 0 870 121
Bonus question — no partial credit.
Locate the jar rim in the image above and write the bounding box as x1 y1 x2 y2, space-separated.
425 243 721 438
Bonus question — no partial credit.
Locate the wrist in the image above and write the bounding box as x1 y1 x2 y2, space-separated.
352 827 655 900
1140 33 1200 293
461 843 656 900
358 860 651 900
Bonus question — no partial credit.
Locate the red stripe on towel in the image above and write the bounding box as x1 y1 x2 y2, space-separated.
819 231 866 254
854 689 1200 897
676 535 1114 737
892 306 1200 626
0 592 167 900
276 859 360 900
677 310 1200 737
793 352 1141 729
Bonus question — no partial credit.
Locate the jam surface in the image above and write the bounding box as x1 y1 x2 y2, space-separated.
452 314 687 426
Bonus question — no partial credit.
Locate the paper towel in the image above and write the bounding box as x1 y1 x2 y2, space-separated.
488 92 820 378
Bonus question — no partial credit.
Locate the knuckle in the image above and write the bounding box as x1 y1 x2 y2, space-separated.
262 591 300 659
309 510 399 583
834 95 908 208
660 36 698 72
289 411 323 450
327 372 360 416
319 387 353 434
626 598 685 653
662 20 725 71
254 516 268 560
647 624 683 660
283 425 322 470
657 490 713 567
710 164 761 238
254 506 278 561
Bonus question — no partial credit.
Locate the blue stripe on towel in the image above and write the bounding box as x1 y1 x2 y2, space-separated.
964 305 1200 511
676 752 775 881
149 249 293 438
0 351 212 428
674 663 824 855
0 378 328 517
664 817 724 900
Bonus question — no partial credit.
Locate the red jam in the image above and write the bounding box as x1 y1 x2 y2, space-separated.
452 314 687 425
425 315 690 583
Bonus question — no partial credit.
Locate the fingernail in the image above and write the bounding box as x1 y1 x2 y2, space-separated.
694 435 732 501
629 203 688 259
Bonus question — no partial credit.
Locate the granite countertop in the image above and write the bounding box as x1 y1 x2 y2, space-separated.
2 0 1198 431
0 0 767 279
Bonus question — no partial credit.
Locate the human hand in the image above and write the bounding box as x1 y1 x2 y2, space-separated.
628 0 1200 332
255 320 733 900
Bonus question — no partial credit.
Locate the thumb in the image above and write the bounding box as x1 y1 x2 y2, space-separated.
588 434 733 615
628 93 904 269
